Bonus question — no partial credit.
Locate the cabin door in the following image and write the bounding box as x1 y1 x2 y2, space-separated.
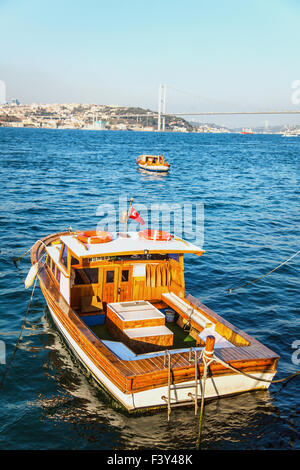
101 267 119 303
117 267 133 301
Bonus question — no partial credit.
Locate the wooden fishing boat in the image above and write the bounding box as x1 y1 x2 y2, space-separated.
30 228 279 412
136 154 170 172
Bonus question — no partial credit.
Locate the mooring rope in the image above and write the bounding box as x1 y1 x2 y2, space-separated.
227 250 300 293
195 348 300 449
0 276 38 390
12 240 47 267
211 353 300 384
1 238 58 390
196 350 214 450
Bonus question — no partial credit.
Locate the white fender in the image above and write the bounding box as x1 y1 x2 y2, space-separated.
24 263 38 289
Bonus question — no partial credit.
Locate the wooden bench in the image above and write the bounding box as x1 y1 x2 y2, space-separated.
107 301 166 329
162 292 212 329
123 326 173 353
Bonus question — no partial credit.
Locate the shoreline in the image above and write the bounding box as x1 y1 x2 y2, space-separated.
0 125 284 135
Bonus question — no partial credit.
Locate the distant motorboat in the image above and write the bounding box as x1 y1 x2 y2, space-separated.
282 130 298 137
136 154 170 172
241 128 254 134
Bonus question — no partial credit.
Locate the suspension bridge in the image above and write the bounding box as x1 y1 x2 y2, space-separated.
111 84 300 131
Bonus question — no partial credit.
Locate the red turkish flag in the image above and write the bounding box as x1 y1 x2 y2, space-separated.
128 206 145 225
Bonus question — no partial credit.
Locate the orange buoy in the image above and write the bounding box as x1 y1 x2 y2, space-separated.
138 229 173 241
77 231 113 244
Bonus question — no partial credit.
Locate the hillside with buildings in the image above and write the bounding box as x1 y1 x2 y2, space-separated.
0 102 192 132
0 102 232 133
1 102 297 134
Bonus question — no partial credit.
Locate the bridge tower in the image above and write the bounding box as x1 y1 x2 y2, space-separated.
158 84 166 131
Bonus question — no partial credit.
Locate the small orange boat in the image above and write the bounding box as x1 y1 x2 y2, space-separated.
136 154 170 172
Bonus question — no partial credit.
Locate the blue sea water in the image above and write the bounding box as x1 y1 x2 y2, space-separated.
0 127 299 450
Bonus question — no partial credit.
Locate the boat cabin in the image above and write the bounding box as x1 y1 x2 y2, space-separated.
138 155 165 164
45 230 200 304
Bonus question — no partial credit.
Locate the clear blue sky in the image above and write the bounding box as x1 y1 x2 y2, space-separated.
1 0 300 126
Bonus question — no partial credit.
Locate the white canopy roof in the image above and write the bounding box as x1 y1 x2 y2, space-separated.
60 231 204 259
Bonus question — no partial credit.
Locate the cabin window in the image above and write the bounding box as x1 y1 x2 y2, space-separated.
71 256 79 266
60 244 68 268
52 261 56 276
168 253 179 262
106 270 115 283
74 270 86 285
84 268 99 283
56 268 61 283
121 270 129 282
73 268 98 285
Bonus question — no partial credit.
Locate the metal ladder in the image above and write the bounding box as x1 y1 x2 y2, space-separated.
161 348 200 421
161 350 172 421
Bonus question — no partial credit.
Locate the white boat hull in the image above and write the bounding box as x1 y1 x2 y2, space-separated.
47 304 275 411
138 164 169 173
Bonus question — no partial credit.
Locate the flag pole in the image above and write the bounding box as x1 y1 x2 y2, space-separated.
124 197 134 234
